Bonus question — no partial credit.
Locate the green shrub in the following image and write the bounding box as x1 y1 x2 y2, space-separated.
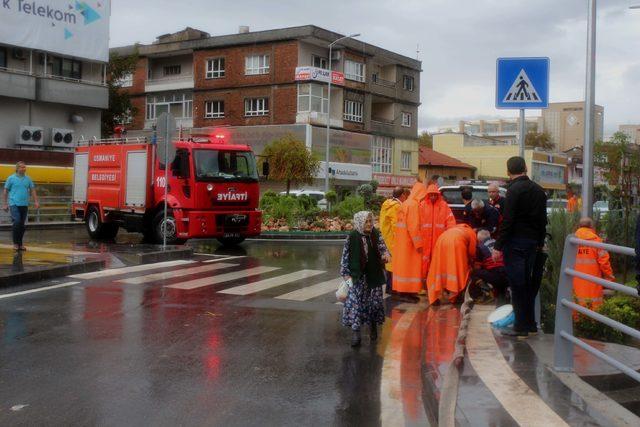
325 190 338 206
575 294 640 344
332 196 365 219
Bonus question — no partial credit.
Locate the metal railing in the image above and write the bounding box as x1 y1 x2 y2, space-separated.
0 196 73 224
553 235 640 382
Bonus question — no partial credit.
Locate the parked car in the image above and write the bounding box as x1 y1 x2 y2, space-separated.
546 199 568 215
280 190 328 210
439 181 507 222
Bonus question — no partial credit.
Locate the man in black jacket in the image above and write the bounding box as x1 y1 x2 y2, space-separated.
493 156 547 338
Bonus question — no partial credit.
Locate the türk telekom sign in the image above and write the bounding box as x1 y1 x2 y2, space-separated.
295 66 345 86
0 0 110 62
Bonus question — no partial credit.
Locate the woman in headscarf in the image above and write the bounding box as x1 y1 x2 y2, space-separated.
340 211 391 347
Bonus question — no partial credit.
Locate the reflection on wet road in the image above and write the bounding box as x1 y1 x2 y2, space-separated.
0 231 453 426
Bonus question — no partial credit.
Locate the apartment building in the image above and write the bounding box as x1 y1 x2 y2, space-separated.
0 1 109 151
438 102 604 153
112 25 421 191
619 124 640 144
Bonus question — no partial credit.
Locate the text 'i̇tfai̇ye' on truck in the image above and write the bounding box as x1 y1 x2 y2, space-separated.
71 133 263 246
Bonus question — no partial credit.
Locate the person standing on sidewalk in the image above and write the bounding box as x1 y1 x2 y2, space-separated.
379 186 408 294
2 161 39 251
492 156 547 338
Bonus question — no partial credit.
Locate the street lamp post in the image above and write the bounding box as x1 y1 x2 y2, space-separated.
582 0 596 218
325 33 361 194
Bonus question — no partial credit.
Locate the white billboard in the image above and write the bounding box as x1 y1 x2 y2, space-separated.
0 0 110 62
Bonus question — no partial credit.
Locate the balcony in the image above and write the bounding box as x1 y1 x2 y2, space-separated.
36 76 108 109
370 117 395 135
145 75 194 92
0 67 36 100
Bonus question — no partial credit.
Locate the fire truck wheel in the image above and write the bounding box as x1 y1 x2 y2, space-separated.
217 237 246 246
86 206 119 240
153 210 181 244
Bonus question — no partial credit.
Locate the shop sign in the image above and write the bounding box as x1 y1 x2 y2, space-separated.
295 66 345 86
373 173 417 187
317 162 372 182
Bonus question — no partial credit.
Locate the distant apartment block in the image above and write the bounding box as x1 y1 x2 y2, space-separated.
619 124 640 144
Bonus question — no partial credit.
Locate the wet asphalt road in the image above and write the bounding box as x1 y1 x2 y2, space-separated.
0 228 445 426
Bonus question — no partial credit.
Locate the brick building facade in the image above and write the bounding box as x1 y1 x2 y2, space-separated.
112 25 421 191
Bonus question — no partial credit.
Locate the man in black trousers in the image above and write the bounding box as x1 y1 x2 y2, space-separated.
492 156 547 338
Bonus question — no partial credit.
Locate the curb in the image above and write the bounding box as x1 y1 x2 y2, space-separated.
255 232 348 240
0 258 105 287
0 221 81 231
134 247 194 264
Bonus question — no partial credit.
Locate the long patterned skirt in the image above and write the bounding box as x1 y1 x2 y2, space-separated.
341 278 385 330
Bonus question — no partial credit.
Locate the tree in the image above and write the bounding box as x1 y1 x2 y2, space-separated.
525 131 554 151
261 134 320 194
418 131 433 148
102 51 139 138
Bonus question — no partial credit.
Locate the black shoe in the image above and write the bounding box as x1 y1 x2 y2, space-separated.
500 328 529 339
370 324 378 341
351 329 361 347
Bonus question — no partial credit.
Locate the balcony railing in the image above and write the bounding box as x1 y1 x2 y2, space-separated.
371 117 395 125
145 75 194 92
373 77 396 88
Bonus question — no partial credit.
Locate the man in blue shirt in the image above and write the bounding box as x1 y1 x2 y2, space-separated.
3 162 39 250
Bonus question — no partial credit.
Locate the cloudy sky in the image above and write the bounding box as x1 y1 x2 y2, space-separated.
110 0 640 136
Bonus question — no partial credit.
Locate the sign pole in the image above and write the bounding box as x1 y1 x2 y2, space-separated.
582 0 597 218
519 108 526 158
163 114 170 248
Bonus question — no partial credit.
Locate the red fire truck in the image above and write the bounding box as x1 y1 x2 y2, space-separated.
71 135 262 245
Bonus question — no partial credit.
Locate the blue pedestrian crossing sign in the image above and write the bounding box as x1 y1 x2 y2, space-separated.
496 57 549 109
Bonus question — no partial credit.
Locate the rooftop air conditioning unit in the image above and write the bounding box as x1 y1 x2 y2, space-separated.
16 125 44 147
12 48 26 60
51 128 75 149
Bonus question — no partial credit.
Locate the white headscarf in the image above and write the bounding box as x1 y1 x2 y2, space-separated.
353 211 373 235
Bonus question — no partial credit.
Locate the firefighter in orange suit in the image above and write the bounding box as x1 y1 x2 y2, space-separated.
426 223 477 305
420 184 456 277
574 217 614 310
393 182 427 296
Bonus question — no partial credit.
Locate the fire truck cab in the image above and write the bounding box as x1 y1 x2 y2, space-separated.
72 136 262 245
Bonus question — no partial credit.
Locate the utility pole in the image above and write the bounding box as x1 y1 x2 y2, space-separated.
582 0 596 217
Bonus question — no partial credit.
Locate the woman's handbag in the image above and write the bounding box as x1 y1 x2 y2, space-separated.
336 277 353 302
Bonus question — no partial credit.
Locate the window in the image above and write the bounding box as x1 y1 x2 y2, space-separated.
163 65 181 76
204 100 224 118
245 54 270 75
194 150 258 182
245 98 269 116
206 58 225 79
117 72 133 87
372 73 378 83
51 57 82 80
344 100 363 123
297 83 328 113
344 60 365 82
401 151 411 170
402 75 414 91
312 55 328 69
402 112 412 127
371 136 392 174
0 47 7 68
146 92 193 120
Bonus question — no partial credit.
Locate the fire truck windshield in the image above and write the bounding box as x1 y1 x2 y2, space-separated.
194 150 259 182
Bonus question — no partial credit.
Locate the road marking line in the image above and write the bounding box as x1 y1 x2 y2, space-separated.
467 306 568 427
380 308 422 427
0 281 80 300
0 244 93 256
118 263 238 284
220 270 326 296
203 256 246 263
275 277 341 301
165 266 280 290
69 260 195 280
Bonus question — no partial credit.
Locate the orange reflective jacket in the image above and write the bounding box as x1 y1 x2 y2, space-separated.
420 184 456 276
393 182 427 293
380 198 402 272
573 227 614 310
426 224 477 304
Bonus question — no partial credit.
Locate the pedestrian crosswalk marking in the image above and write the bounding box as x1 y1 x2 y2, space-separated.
218 269 325 296
69 260 195 280
117 263 238 285
165 266 280 290
275 278 342 301
0 281 80 300
502 69 540 103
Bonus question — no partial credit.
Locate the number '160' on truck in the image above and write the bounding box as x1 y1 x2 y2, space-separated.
71 135 262 246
